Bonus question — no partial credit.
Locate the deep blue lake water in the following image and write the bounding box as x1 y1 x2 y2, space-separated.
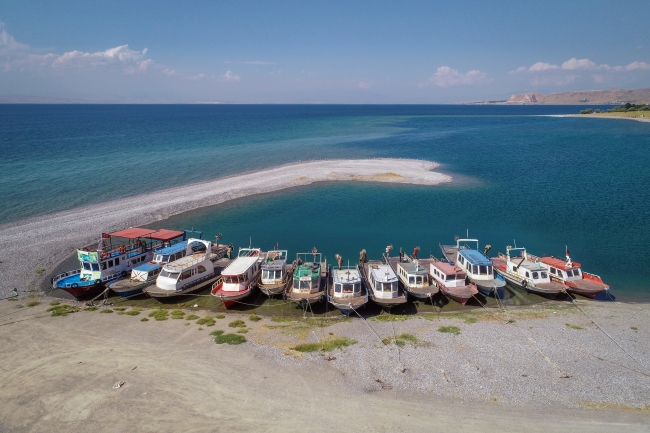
1 104 648 300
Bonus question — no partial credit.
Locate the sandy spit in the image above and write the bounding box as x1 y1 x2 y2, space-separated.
0 158 450 294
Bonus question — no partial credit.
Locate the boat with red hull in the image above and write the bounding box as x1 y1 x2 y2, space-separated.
211 248 263 307
536 248 609 298
428 257 478 305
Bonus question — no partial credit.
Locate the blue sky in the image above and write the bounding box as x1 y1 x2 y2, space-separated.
1 0 649 103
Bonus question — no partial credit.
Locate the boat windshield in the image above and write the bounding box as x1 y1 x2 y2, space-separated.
224 275 244 284
380 282 395 292
154 254 169 262
294 279 311 290
446 273 462 281
159 270 180 280
566 268 581 277
408 275 427 285
263 270 283 280
82 262 91 271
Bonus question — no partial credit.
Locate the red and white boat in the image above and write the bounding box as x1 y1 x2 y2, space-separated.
536 247 609 298
211 247 263 307
429 257 478 305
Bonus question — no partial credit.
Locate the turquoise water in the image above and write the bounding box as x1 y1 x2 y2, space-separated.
1 105 649 300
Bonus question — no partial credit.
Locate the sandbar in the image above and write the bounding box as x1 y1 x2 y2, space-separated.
0 158 450 294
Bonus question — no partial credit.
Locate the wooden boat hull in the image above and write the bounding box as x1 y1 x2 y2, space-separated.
59 281 106 298
368 293 408 309
259 283 286 296
493 267 562 299
108 279 151 297
437 283 478 305
565 274 609 298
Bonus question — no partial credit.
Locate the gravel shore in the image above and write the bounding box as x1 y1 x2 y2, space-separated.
0 158 449 295
0 298 648 432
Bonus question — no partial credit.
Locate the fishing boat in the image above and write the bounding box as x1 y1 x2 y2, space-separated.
429 257 478 305
440 238 506 297
108 234 232 297
285 249 328 305
327 254 368 315
361 247 407 309
537 247 609 298
51 227 186 298
210 247 263 306
491 247 566 298
385 247 439 301
144 238 224 298
258 250 293 297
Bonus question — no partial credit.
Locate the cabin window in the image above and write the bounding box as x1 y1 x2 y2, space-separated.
541 272 548 278
160 270 180 280
180 270 192 280
335 283 341 293
354 283 360 293
299 280 311 290
115 257 120 266
472 265 478 274
91 263 99 271
153 268 161 276
197 265 206 274
108 260 114 268
526 271 530 278
101 262 107 270
574 269 581 277
409 276 415 284
82 262 91 271
181 251 187 257
550 268 556 275
480 265 487 275
445 274 453 281
487 265 492 275
131 259 137 265
342 284 353 293
532 272 539 279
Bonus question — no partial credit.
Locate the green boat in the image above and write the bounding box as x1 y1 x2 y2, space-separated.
285 249 327 305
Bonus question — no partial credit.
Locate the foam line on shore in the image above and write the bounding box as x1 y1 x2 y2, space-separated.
0 158 451 293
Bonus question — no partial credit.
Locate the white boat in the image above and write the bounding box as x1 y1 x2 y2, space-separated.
429 258 478 305
211 247 263 306
258 250 293 297
361 250 407 309
327 255 368 315
143 238 222 298
491 247 567 298
440 238 506 297
385 248 439 300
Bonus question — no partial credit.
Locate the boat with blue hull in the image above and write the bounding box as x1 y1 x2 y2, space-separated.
51 228 186 298
440 238 506 298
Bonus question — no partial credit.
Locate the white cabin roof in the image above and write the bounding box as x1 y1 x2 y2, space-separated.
332 268 361 284
370 264 398 282
222 256 259 275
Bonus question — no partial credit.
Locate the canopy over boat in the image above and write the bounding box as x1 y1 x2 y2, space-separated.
108 227 185 241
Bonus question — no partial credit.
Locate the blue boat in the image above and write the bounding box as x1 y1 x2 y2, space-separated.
440 238 507 298
51 228 187 298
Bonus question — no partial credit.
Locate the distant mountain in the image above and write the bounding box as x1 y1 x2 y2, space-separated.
506 88 650 105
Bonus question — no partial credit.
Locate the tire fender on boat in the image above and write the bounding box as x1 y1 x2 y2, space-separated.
71 283 78 288
95 279 102 285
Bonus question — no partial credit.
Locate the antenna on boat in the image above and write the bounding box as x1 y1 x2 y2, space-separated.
249 236 252 248
466 229 469 238
513 239 517 248
565 245 572 268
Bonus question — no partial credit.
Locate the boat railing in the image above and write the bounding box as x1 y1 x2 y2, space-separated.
164 254 209 271
51 269 81 285
177 271 217 292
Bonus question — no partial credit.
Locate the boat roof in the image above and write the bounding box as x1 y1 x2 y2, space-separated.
294 263 320 279
223 256 259 275
332 268 361 283
156 241 188 255
262 258 286 270
432 260 466 276
397 262 428 275
458 248 491 266
369 264 398 282
516 259 547 271
133 262 161 273
540 256 581 269
108 227 184 241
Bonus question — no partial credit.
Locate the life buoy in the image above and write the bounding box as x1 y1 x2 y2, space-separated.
100 252 109 260
149 261 156 265
95 279 102 285
119 246 126 254
71 283 79 288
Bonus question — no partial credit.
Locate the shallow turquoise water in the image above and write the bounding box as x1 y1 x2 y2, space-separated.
2 105 649 300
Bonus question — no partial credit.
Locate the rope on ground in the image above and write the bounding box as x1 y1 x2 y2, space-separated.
564 290 648 374
350 305 388 348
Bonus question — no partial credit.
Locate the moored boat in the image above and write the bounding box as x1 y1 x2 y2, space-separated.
385 247 439 301
491 247 566 298
51 227 186 298
258 250 293 297
440 238 506 297
537 248 609 298
285 249 328 305
210 247 263 306
361 247 407 309
429 257 478 305
327 254 368 315
144 238 224 298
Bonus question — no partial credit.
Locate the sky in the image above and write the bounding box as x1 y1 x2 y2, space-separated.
1 0 649 103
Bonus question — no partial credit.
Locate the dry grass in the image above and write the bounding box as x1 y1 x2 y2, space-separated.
293 337 357 353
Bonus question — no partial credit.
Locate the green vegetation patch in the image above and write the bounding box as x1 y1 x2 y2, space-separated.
214 314 226 319
293 337 357 353
186 314 200 320
236 328 249 334
171 310 185 319
47 304 80 317
382 333 418 347
123 308 142 316
228 319 246 328
371 314 410 322
249 314 261 322
140 317 149 322
49 301 60 306
26 301 41 307
210 330 224 337
35 268 46 276
214 333 247 345
438 326 461 335
149 309 169 321
631 326 638 331
565 323 584 330
197 316 216 326
84 306 98 311
100 309 113 314
113 307 127 311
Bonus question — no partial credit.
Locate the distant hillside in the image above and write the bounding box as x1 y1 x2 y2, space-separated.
506 88 650 105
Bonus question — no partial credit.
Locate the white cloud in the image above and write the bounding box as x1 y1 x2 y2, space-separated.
0 22 29 51
561 58 596 70
626 61 650 70
49 45 151 73
218 70 240 82
423 66 488 87
529 62 559 71
357 81 371 89
162 68 179 76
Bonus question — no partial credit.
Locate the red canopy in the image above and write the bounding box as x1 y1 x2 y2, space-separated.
109 227 156 239
149 229 185 241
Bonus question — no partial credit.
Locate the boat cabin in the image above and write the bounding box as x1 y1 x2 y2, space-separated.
332 267 362 298
396 260 430 288
539 256 582 282
429 260 467 287
454 239 494 282
130 240 190 282
367 263 399 299
220 256 261 292
292 252 323 294
261 250 288 285
156 239 215 292
505 247 552 285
